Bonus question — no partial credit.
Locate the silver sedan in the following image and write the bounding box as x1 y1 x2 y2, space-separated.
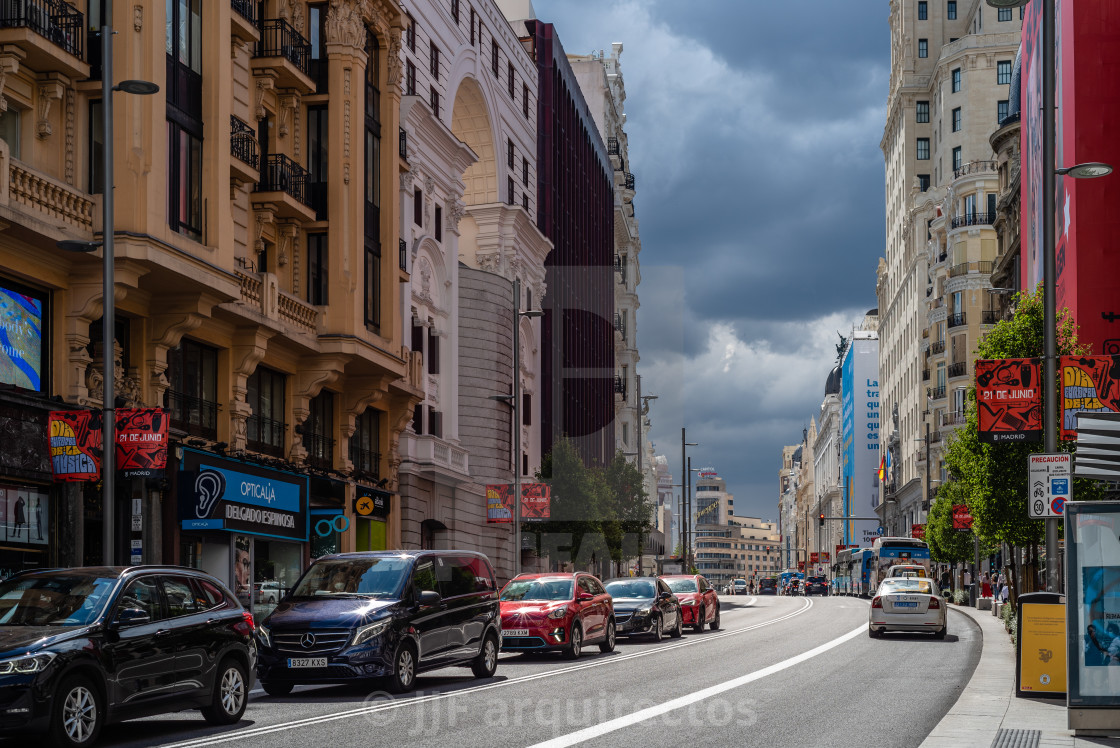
868 578 947 639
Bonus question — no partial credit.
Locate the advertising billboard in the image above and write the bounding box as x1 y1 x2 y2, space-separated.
0 282 44 391
485 483 552 523
1022 4 1120 356
975 359 1042 443
952 505 974 532
840 334 880 547
116 408 169 479
1061 356 1120 439
49 411 101 481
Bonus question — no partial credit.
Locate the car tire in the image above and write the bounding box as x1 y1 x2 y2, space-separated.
562 623 583 660
709 605 720 631
201 658 249 725
267 596 276 604
934 627 947 640
386 641 418 693
261 681 294 697
598 619 617 653
471 632 499 678
651 615 664 642
693 606 705 633
868 627 881 639
48 674 103 748
669 610 684 639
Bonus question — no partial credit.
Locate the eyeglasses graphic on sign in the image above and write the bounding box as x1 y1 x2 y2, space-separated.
194 470 226 518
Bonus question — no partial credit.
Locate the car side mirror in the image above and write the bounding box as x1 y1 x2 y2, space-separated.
659 592 673 601
418 590 442 608
113 608 151 628
577 591 594 602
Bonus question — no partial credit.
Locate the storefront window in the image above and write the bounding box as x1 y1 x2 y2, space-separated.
355 517 387 551
253 539 302 619
0 485 50 580
311 511 346 559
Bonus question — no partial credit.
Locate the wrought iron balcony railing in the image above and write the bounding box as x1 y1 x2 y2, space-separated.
953 160 997 180
349 447 381 479
929 340 946 355
947 361 967 378
255 18 311 77
256 153 311 206
981 309 1000 324
929 385 947 400
399 127 408 160
246 414 285 457
623 172 635 190
166 390 219 440
302 432 334 471
399 238 407 270
0 0 84 59
947 312 967 328
231 0 256 24
607 137 619 155
230 116 259 170
950 212 994 229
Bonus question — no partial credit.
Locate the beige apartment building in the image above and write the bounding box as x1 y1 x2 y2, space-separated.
877 0 1020 537
0 0 419 603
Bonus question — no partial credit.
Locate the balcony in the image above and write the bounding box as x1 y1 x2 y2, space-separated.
253 153 316 221
929 385 946 400
0 0 86 78
950 213 994 229
399 238 407 270
623 172 635 191
922 369 930 381
607 137 619 155
941 411 968 427
246 414 285 457
166 390 219 440
399 128 408 160
399 433 470 482
981 310 1000 325
235 270 319 334
230 0 259 44
230 116 260 183
947 312 967 328
929 340 946 355
947 361 967 378
253 18 313 93
349 447 381 481
613 312 626 340
614 254 627 282
614 375 627 398
953 160 997 180
949 260 994 277
8 157 94 231
302 432 334 471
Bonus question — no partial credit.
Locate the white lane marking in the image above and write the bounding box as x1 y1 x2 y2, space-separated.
164 598 812 748
526 621 867 748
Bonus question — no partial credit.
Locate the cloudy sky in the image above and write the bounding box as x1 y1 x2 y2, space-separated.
534 0 890 522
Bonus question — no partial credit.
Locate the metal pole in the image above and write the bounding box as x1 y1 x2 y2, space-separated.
1042 0 1059 593
513 279 522 576
102 7 116 566
686 455 692 570
680 428 685 560
635 374 642 575
924 420 930 517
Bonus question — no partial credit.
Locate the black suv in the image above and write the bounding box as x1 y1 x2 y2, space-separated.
257 551 500 695
803 576 829 596
0 566 255 747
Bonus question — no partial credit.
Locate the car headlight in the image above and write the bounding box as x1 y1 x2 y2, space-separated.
546 606 569 619
257 624 272 647
0 652 56 675
352 619 391 647
636 607 651 617
680 599 697 606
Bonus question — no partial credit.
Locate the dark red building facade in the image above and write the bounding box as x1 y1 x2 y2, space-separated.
520 20 615 466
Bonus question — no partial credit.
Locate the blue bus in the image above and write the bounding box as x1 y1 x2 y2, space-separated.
850 548 874 597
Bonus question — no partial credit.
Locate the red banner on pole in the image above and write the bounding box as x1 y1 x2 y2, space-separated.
912 524 926 540
1060 355 1120 439
809 552 819 564
116 408 168 478
951 505 974 532
49 411 101 481
975 359 1042 443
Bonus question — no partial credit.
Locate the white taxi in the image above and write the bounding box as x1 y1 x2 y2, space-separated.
886 564 928 578
868 577 946 639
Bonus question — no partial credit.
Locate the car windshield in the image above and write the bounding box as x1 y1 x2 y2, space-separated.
808 577 826 583
291 557 412 598
604 580 656 598
880 579 934 595
760 579 776 587
500 578 573 601
0 573 118 626
665 579 698 593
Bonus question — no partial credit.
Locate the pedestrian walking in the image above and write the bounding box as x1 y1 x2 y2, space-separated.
981 573 992 598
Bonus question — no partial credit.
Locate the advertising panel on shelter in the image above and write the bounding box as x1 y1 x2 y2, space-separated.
1061 356 1120 439
1023 4 1120 355
840 333 880 547
1065 501 1120 711
115 408 169 479
178 448 308 541
0 282 44 391
975 359 1042 443
48 410 101 481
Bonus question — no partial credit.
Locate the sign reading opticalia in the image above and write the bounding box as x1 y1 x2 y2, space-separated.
178 448 308 541
840 332 880 547
1028 453 1072 519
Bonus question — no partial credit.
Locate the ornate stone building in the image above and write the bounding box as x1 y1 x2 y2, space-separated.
0 0 417 607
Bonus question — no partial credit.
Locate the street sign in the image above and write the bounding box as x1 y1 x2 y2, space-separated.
1028 453 1072 518
877 526 885 536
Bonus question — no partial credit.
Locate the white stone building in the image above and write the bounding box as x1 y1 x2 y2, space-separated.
814 365 844 558
396 0 550 579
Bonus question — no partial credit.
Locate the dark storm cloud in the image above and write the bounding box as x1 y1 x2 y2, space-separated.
533 0 887 519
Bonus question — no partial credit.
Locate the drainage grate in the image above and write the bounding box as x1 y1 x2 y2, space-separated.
991 728 1041 748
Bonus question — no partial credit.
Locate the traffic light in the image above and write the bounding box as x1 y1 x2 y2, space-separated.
819 513 825 527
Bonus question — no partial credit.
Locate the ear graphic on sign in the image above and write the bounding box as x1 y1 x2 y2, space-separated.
195 470 225 518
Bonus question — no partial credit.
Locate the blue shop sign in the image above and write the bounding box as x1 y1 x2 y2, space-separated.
178 448 309 541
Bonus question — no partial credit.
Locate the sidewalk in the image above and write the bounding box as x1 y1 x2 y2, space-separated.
920 602 1120 748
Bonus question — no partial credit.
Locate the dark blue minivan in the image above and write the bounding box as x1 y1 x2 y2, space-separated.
256 551 500 694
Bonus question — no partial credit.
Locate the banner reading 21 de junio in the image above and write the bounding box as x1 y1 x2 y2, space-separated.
975 359 1042 444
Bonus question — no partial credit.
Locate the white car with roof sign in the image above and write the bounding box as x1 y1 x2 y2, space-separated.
868 577 946 639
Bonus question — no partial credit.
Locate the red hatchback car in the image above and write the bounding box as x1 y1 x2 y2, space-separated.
499 573 616 658
661 574 721 631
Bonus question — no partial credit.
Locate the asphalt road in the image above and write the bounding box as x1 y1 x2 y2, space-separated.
34 595 981 748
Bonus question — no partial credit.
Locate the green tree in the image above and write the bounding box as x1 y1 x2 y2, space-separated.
534 438 606 566
925 486 975 565
941 285 1103 595
602 451 655 563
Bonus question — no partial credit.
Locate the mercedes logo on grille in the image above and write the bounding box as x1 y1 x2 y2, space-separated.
300 633 317 649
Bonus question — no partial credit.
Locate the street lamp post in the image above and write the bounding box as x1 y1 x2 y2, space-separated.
59 8 158 566
680 429 698 566
512 278 543 576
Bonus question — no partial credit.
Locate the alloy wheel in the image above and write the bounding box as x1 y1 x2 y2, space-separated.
62 685 97 745
484 638 497 671
220 666 245 716
398 647 416 688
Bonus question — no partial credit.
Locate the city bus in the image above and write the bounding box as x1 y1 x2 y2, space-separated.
868 536 931 592
833 548 852 595
850 548 874 597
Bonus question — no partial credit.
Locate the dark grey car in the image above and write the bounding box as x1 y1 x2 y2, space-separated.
604 577 683 640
